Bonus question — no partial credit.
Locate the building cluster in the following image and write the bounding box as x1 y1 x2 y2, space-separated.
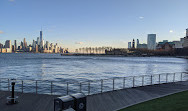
128 28 188 51
0 30 68 53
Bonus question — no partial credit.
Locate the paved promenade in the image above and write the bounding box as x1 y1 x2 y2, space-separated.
0 81 187 111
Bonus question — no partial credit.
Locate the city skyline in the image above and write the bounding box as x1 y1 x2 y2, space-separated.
0 0 188 51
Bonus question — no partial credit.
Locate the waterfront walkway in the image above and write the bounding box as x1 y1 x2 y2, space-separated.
0 81 187 111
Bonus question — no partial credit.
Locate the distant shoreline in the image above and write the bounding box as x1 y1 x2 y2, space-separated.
0 53 188 59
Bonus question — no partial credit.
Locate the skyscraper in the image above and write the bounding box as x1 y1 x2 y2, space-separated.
147 34 156 50
5 40 11 48
40 31 43 47
32 40 36 48
14 40 17 50
46 41 50 50
137 39 139 48
37 37 40 45
128 42 131 48
23 38 27 48
186 28 188 37
132 39 135 48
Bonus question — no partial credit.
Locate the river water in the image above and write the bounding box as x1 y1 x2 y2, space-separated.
0 53 188 95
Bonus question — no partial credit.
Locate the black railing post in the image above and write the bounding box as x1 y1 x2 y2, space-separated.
113 78 115 91
88 82 90 95
101 80 103 93
22 81 23 93
66 82 69 95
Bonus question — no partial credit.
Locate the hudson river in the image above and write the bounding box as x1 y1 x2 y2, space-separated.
0 53 188 81
0 53 188 95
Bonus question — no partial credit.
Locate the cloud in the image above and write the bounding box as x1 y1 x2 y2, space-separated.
0 30 3 34
169 30 173 33
139 16 144 19
75 42 83 45
9 0 15 2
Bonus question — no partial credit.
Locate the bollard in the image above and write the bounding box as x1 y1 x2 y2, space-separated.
7 79 18 105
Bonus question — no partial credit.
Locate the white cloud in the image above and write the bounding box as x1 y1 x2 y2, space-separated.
184 31 186 34
75 42 83 45
9 0 15 2
0 30 3 34
169 30 173 33
139 16 144 19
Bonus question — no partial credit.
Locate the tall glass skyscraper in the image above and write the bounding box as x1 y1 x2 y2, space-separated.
186 28 188 37
14 40 17 50
40 31 43 46
37 37 40 45
147 34 156 50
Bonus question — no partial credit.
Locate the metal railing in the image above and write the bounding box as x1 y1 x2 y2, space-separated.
0 72 187 96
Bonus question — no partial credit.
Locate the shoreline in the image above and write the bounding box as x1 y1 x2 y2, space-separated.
0 52 188 59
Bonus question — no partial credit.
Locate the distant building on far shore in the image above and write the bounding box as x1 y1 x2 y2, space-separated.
173 38 184 49
128 42 131 49
137 43 147 49
156 40 175 51
137 39 139 48
147 34 156 50
132 39 135 48
183 28 188 48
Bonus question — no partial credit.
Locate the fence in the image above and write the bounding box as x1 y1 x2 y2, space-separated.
0 72 187 96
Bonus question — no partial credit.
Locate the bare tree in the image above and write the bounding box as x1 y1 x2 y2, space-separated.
95 47 98 54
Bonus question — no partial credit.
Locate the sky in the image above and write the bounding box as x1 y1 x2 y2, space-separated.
0 0 188 51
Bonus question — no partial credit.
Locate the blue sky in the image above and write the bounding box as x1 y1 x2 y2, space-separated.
0 0 188 51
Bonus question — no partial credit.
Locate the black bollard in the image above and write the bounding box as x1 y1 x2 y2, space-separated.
11 82 15 104
7 79 18 105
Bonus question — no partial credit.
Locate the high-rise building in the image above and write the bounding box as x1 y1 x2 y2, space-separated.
132 39 135 48
46 41 50 50
137 39 139 48
40 31 43 47
42 40 45 48
23 38 27 48
35 44 38 53
186 28 188 37
37 37 40 45
14 40 17 50
32 40 36 48
147 34 156 50
21 41 23 49
5 40 11 48
0 43 3 48
5 40 12 53
128 42 131 48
